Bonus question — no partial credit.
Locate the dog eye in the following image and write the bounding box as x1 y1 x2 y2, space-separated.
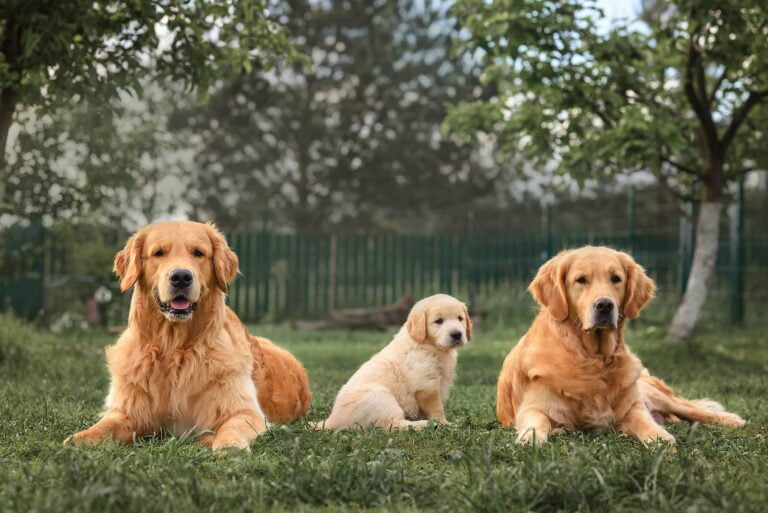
153 249 164 257
576 276 587 284
193 249 204 257
458 316 463 322
611 275 621 283
435 319 444 325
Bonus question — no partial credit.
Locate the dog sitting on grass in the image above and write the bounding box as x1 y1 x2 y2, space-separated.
314 294 471 431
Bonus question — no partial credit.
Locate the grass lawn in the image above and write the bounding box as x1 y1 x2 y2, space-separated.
0 310 766 512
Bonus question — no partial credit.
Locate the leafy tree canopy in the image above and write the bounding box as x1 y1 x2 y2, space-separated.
445 0 768 202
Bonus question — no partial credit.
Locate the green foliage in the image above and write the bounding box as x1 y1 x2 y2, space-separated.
0 0 299 108
0 315 766 512
445 0 768 199
1 0 300 219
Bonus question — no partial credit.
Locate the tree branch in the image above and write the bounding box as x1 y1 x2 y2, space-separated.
683 39 719 152
708 68 726 106
720 89 768 151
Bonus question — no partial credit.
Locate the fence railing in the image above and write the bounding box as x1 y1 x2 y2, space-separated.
226 229 767 322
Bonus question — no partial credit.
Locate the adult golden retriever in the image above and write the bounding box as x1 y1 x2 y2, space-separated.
315 294 471 431
496 246 745 444
68 221 311 451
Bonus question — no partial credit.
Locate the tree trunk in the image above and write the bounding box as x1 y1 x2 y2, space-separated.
665 201 722 344
0 17 21 209
0 86 16 205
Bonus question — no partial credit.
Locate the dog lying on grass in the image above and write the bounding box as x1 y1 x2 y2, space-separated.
314 294 471 431
496 246 745 444
496 246 745 443
67 221 311 451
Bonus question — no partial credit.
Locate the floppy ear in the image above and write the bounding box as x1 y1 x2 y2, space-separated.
463 304 473 341
113 233 144 292
208 223 239 293
528 251 570 322
406 303 427 343
620 253 656 320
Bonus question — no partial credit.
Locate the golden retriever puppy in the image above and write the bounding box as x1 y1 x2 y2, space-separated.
67 221 311 451
316 294 472 431
496 246 745 445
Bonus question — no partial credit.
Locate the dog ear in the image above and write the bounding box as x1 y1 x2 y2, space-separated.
620 252 656 320
208 223 239 293
113 233 144 292
463 304 473 341
406 302 427 343
528 251 570 322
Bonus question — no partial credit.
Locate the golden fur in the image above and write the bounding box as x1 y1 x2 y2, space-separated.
496 246 745 444
316 294 472 431
67 221 311 451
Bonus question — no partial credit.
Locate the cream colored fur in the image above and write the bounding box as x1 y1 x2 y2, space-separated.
316 294 472 431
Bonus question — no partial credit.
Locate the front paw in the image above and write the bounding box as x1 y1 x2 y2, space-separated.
212 435 251 452
65 428 111 446
516 427 548 445
642 428 676 446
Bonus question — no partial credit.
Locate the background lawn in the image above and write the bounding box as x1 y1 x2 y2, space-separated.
0 311 766 513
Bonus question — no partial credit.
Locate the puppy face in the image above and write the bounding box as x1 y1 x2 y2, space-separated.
113 221 238 322
529 247 655 330
406 294 472 349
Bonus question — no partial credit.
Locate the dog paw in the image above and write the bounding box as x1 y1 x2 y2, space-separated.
212 436 251 452
642 429 676 446
516 428 548 445
718 413 746 428
65 429 109 446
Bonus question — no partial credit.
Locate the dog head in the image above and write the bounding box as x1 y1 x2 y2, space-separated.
113 221 238 322
406 294 472 349
529 246 655 330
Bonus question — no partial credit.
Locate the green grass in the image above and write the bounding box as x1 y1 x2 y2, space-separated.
0 311 766 513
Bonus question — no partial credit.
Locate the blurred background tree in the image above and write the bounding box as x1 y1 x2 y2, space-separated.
445 0 768 343
174 0 495 233
0 0 299 219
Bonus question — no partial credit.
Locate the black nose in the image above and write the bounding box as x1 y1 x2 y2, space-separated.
595 298 614 313
170 269 193 288
450 331 462 341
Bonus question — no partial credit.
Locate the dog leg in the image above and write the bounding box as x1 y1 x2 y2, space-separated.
639 376 745 428
415 389 448 424
66 410 138 446
211 409 267 451
620 401 675 445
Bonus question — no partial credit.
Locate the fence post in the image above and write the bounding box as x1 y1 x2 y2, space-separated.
729 177 745 324
679 202 694 296
542 203 552 260
627 184 635 252
467 210 476 311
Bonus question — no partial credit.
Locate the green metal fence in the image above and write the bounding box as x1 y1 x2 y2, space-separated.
226 229 767 323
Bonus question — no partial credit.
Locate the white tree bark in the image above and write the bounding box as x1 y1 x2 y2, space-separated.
665 201 722 344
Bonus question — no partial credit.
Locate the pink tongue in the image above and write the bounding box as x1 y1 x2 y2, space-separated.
170 298 191 310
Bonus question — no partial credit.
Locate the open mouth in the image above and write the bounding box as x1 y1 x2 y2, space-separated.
156 294 198 320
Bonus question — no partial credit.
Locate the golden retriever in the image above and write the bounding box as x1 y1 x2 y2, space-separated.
315 294 472 431
67 221 311 451
496 246 745 444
